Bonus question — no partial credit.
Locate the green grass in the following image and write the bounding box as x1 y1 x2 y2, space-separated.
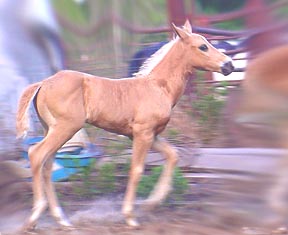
137 166 189 201
191 76 228 144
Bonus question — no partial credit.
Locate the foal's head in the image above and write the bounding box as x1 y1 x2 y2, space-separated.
172 21 234 76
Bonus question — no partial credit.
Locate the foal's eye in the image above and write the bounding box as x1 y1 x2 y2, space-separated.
199 44 208 52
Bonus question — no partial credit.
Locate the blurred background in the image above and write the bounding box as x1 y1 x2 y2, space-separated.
1 0 288 155
1 1 288 233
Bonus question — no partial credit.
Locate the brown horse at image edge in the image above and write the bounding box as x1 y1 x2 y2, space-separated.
16 20 234 231
236 44 288 232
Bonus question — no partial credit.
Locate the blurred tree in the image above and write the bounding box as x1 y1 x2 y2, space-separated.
196 0 246 13
52 0 89 25
51 0 170 78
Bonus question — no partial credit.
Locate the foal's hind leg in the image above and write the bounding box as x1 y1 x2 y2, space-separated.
23 125 82 231
43 158 72 228
22 142 48 231
144 137 179 208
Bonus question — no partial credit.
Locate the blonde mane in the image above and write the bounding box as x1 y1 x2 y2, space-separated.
134 38 178 77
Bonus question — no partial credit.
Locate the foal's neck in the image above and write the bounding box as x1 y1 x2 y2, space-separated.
149 43 192 106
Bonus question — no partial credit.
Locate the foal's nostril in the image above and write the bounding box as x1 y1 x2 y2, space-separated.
221 61 234 76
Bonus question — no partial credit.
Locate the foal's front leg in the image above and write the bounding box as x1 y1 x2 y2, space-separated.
144 137 179 208
122 130 154 227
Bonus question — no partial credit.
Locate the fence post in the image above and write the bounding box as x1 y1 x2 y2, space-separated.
167 0 187 27
244 0 279 55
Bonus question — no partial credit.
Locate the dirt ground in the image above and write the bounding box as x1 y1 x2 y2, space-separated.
0 197 258 235
1 180 287 235
1 146 288 235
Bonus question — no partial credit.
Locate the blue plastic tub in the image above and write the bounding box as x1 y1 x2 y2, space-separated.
21 136 102 181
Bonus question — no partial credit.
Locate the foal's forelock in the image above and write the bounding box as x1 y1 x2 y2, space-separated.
133 38 178 77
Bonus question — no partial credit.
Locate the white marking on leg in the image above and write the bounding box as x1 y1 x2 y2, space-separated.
52 207 72 227
122 204 139 227
30 200 47 223
126 218 140 227
146 180 172 206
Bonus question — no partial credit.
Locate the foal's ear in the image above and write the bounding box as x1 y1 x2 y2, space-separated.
172 23 189 40
183 19 192 33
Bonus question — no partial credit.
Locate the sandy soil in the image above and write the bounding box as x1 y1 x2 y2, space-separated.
1 191 286 235
1 148 288 235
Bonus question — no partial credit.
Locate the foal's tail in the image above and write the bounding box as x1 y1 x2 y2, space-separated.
16 82 42 139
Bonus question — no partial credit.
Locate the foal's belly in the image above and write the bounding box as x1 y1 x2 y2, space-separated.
88 116 133 137
88 114 170 138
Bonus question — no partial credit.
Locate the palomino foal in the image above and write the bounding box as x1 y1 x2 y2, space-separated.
16 21 233 231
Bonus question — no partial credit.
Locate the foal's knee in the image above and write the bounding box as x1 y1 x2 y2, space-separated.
130 165 144 180
28 145 42 172
167 147 179 165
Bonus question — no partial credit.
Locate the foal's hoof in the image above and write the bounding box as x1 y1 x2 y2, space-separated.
125 217 140 228
21 223 37 234
58 219 75 230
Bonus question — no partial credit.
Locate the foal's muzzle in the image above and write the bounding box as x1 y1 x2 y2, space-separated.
221 61 234 76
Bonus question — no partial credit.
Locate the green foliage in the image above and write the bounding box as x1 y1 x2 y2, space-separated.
95 162 116 194
197 0 246 13
104 138 132 155
120 159 131 174
137 167 161 197
274 1 288 18
173 167 190 198
52 0 89 25
167 128 180 139
213 19 244 30
140 33 169 44
71 158 97 197
137 166 189 200
71 160 117 197
191 75 228 144
69 158 189 201
196 0 246 30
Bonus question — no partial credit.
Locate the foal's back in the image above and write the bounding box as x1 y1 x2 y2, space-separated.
35 70 172 136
